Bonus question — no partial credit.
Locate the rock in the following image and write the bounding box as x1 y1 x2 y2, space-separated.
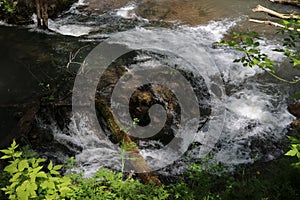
13 111 23 120
291 118 300 130
287 101 300 132
136 0 223 25
288 101 300 118
79 0 132 14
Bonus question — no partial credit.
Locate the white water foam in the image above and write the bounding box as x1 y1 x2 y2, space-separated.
48 19 93 37
0 20 13 26
114 2 149 22
67 0 88 14
115 3 137 19
42 17 294 175
50 113 122 177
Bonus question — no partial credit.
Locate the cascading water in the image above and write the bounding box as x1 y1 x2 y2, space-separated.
0 0 297 176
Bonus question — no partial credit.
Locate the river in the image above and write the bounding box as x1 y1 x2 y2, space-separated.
0 0 299 176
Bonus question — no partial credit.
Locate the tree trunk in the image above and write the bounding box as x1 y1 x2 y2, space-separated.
95 98 162 186
41 0 48 29
35 0 48 29
35 0 42 27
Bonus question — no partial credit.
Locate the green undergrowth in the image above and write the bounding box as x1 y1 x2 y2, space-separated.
0 141 300 199
0 141 169 200
169 156 300 200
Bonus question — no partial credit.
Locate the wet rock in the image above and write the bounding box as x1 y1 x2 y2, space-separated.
288 101 300 130
13 111 23 120
288 101 300 118
79 0 132 15
29 128 53 142
136 0 223 25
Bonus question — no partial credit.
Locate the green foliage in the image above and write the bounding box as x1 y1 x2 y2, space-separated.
216 31 275 71
0 0 14 14
220 158 300 200
118 140 138 173
0 141 170 200
215 26 300 84
172 157 300 200
275 19 300 70
0 170 10 199
68 168 169 200
186 160 227 200
0 140 73 200
285 136 300 168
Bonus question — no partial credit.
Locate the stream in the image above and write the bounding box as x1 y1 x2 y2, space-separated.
1 0 300 176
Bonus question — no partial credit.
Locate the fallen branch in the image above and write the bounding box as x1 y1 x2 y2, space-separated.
252 4 299 19
95 98 162 186
66 45 89 69
268 0 300 6
249 19 300 32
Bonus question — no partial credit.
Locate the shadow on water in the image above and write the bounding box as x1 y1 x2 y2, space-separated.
0 25 93 147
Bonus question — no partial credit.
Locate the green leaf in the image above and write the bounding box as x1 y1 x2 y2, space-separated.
287 136 300 144
1 155 11 159
36 171 47 178
291 92 300 99
253 42 260 47
18 160 29 172
0 149 12 155
17 180 30 200
293 58 300 67
245 37 253 45
11 140 17 149
285 146 298 156
59 186 72 195
32 166 43 174
53 164 63 171
48 161 53 171
252 58 260 65
13 151 22 158
41 180 55 189
50 170 60 175
11 172 22 182
4 161 18 174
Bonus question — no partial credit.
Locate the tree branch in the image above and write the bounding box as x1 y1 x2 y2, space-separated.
249 19 300 32
268 0 300 6
252 4 299 19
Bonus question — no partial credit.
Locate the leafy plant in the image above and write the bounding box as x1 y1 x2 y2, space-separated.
0 0 14 14
0 141 170 200
215 29 300 84
0 140 73 200
118 140 138 173
285 136 300 168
